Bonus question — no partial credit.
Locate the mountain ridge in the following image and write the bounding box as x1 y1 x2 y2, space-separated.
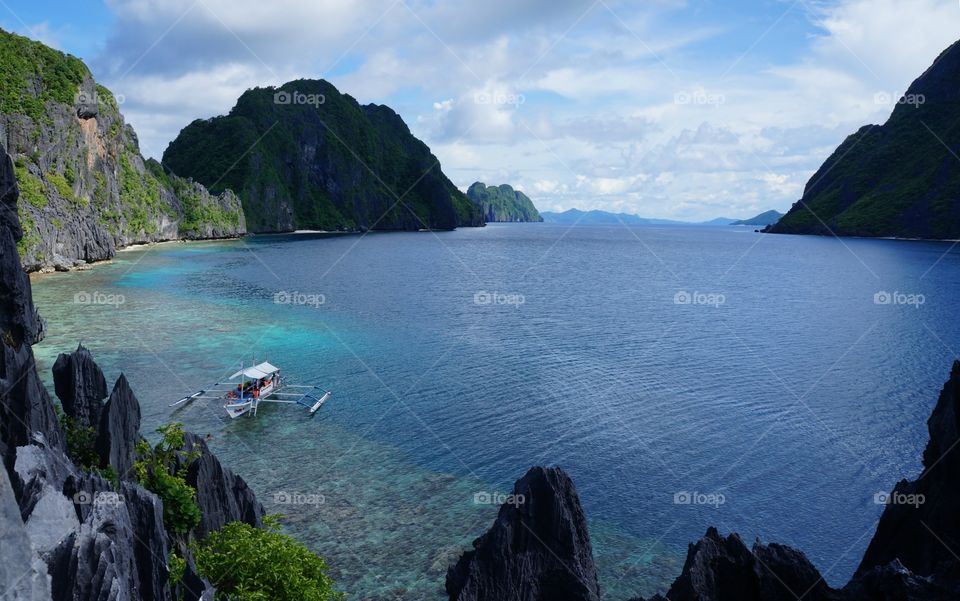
768 37 960 239
731 209 783 226
162 79 484 233
541 208 737 225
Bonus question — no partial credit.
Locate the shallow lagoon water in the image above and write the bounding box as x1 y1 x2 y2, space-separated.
30 224 960 599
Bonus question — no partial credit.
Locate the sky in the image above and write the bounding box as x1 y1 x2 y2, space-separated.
2 0 960 221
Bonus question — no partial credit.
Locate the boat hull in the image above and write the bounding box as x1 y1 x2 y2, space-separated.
224 400 254 419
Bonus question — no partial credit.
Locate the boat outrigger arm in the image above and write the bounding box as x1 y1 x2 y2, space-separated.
169 361 332 419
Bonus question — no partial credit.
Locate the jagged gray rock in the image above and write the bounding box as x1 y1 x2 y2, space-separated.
180 432 263 538
52 344 108 430
635 528 833 601
856 360 960 578
49 472 170 601
95 374 142 480
51 474 140 601
22 483 78 557
634 362 960 601
175 557 215 601
0 463 52 601
118 480 171 601
0 142 64 464
843 559 954 601
14 434 77 516
446 466 600 601
75 82 99 120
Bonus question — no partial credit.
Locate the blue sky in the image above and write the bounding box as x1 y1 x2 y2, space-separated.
3 0 959 220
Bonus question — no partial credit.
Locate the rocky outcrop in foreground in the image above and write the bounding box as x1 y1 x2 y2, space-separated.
447 467 600 601
0 138 262 601
0 464 50 601
52 344 108 430
0 140 63 463
180 432 263 538
451 362 960 601
638 527 834 601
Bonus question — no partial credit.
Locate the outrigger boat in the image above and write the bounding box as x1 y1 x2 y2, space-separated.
170 361 331 419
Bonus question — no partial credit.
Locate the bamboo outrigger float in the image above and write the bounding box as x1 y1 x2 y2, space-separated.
170 361 332 418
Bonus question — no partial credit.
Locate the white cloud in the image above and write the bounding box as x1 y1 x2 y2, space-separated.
806 0 960 88
85 0 960 219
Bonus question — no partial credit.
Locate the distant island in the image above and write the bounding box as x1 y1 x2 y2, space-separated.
768 39 960 239
540 208 740 226
163 79 483 233
466 182 543 222
731 210 783 226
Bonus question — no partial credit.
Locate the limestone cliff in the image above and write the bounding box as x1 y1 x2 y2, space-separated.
0 28 245 272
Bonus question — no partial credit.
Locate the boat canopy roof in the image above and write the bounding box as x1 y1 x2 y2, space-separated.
229 362 280 380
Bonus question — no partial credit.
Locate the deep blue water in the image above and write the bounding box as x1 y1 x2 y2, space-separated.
29 224 960 600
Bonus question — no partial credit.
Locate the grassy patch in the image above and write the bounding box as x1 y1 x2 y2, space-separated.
14 162 48 209
47 171 87 206
15 206 40 258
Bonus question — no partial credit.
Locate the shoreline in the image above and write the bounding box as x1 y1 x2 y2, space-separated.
116 236 245 252
763 230 960 243
32 226 959 281
25 225 471 278
28 235 247 279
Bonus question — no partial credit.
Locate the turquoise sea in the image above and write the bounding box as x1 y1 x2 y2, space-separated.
29 224 960 600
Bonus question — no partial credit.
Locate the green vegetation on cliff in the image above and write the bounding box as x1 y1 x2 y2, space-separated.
0 28 88 122
466 182 543 222
173 178 242 234
162 79 483 232
118 153 166 236
769 39 960 239
13 161 47 209
0 28 246 271
53 405 117 482
134 423 202 536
